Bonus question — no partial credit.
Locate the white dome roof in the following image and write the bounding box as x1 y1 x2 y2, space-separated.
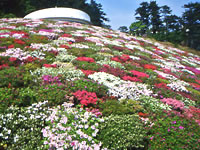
24 7 91 24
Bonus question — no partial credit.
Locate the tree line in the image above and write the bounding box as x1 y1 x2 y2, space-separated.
119 1 200 50
0 0 110 27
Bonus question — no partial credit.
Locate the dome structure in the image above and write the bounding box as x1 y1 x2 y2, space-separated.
24 7 91 24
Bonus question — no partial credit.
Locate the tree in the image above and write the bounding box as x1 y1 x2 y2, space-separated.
129 21 146 36
135 2 150 33
160 5 172 33
0 0 26 17
118 26 128 33
86 0 109 26
182 2 200 50
149 1 162 34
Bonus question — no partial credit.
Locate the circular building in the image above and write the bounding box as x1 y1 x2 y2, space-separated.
24 7 91 24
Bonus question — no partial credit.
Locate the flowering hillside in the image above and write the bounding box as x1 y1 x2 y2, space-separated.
0 18 200 150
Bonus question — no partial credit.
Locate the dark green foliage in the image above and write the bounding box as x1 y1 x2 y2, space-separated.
97 114 147 149
0 85 68 112
0 67 25 88
148 112 200 150
67 48 96 57
33 85 68 106
99 99 139 116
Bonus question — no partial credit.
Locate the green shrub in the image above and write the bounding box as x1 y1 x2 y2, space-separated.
34 85 68 106
0 85 68 112
0 67 25 88
148 113 200 150
67 48 96 57
156 78 170 84
120 99 144 112
99 99 138 116
0 88 16 113
97 114 147 149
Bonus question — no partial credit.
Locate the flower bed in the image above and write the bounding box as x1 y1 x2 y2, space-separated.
0 18 200 149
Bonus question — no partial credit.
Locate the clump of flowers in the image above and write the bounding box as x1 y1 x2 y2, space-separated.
81 69 96 76
0 101 50 150
122 76 142 82
161 98 185 111
73 90 98 106
130 70 150 78
42 103 105 150
96 59 125 69
144 64 157 70
41 75 62 86
76 57 95 63
99 64 127 78
32 67 85 81
148 113 200 150
43 64 57 68
97 114 147 149
167 80 190 93
86 108 102 117
138 96 172 112
111 54 131 63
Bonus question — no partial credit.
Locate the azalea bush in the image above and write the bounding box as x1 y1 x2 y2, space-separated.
0 101 50 150
42 103 105 150
73 90 98 106
97 114 148 149
0 66 25 88
98 99 142 116
148 112 200 150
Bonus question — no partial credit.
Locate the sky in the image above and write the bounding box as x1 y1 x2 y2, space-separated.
90 0 200 30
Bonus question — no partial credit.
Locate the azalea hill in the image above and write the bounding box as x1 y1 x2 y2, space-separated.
0 18 200 150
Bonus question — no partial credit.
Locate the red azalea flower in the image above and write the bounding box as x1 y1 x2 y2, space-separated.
76 57 95 63
121 54 131 62
60 45 70 49
154 82 169 89
0 64 9 70
61 33 72 37
190 83 200 88
138 112 148 118
9 57 17 62
122 76 142 82
81 70 96 76
106 35 112 38
111 56 122 63
43 64 57 68
14 39 25 45
8 45 15 48
24 56 38 63
144 64 157 70
130 70 149 78
73 90 98 106
196 80 200 84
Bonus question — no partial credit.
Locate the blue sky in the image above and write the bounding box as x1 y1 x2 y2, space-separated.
90 0 200 30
